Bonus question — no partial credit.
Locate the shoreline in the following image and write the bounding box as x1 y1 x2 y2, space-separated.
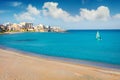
4 32 24 34
1 45 120 71
0 47 120 80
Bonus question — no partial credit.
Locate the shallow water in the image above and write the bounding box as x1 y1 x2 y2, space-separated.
0 30 120 65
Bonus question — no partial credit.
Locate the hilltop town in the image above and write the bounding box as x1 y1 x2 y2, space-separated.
0 22 64 33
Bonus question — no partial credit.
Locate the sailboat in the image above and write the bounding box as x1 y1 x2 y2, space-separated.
96 31 102 40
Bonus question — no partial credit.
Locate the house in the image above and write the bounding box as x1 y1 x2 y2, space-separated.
0 25 6 32
35 24 46 32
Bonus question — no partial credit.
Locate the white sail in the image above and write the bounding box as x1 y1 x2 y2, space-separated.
96 31 101 40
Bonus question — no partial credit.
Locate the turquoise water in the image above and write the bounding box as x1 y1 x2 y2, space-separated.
0 30 120 65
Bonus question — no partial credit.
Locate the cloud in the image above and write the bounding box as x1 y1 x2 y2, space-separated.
14 2 119 23
27 4 40 15
0 10 6 13
0 10 9 14
42 2 110 22
14 4 40 21
42 2 82 22
11 2 22 7
113 14 120 19
14 12 35 21
80 6 110 21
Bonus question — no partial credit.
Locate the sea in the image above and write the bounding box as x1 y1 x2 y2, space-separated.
0 30 120 68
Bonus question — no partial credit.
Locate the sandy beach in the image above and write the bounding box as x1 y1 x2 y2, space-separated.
0 48 120 80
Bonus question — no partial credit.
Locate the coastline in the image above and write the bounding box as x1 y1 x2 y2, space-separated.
1 45 120 71
0 48 120 80
0 32 23 35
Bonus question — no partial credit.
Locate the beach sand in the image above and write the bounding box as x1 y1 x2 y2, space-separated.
0 48 120 80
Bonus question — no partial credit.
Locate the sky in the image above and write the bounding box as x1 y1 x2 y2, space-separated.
0 0 120 29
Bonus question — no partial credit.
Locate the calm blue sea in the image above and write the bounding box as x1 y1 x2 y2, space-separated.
0 30 120 65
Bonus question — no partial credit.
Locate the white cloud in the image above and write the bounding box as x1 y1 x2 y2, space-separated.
42 2 82 22
14 4 40 21
11 2 22 7
113 14 120 19
14 2 120 24
14 12 35 21
27 4 40 15
80 6 110 21
42 2 110 22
